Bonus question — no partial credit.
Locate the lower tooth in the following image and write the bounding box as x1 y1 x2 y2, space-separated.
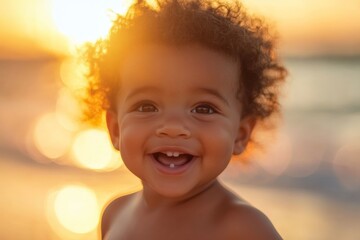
169 163 175 168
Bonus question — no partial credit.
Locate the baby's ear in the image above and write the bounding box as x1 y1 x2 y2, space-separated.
106 110 120 150
233 116 256 155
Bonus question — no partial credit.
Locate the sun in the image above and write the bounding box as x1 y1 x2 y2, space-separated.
50 0 134 45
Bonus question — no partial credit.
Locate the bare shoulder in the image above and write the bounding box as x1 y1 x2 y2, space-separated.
219 200 282 240
100 192 138 239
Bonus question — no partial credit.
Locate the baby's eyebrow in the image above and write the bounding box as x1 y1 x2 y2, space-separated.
124 86 229 106
194 87 229 106
124 86 160 101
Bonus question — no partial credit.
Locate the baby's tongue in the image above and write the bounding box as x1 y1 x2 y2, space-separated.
157 153 189 166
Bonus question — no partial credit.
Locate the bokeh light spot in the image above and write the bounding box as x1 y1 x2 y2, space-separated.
255 131 293 176
72 129 122 171
59 58 88 92
49 185 100 234
33 112 73 159
285 133 325 178
56 88 82 132
333 144 360 191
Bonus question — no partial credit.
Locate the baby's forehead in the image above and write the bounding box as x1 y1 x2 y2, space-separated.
120 44 240 89
114 44 242 109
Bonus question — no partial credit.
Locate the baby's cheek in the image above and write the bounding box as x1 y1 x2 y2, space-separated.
118 128 144 177
118 125 139 154
205 127 235 158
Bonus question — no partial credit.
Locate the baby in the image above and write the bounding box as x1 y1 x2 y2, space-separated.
82 0 286 239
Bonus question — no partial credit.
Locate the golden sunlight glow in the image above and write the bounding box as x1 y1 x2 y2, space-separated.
33 112 73 159
50 185 100 234
50 0 134 45
240 0 360 55
56 88 82 132
2 0 360 58
59 58 88 92
72 129 123 171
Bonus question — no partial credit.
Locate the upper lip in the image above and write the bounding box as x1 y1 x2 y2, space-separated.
149 146 198 157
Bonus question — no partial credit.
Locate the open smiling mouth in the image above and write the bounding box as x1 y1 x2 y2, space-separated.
153 152 194 169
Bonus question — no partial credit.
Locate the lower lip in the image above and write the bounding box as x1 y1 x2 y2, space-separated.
150 155 195 175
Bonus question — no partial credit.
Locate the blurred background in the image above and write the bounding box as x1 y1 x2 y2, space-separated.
0 0 359 239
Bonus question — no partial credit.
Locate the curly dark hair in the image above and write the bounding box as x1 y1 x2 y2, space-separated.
81 0 286 134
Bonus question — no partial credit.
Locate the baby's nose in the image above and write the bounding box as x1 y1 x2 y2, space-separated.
155 121 191 139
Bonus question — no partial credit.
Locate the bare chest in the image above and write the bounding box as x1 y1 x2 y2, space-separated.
105 212 224 240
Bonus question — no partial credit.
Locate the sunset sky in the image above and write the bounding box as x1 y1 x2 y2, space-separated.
1 0 360 59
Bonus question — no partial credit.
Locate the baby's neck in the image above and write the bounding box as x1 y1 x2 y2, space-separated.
139 179 228 211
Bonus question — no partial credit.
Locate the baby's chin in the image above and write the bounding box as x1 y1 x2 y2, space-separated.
140 180 200 201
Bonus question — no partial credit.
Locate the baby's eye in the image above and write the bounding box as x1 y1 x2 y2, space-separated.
191 104 216 114
137 103 158 112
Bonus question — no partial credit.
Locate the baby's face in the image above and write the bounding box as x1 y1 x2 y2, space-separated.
107 44 253 198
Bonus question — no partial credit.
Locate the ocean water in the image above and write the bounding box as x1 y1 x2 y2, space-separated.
1 57 360 239
285 57 360 111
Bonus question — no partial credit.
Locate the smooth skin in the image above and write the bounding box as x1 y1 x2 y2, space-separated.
103 44 282 239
